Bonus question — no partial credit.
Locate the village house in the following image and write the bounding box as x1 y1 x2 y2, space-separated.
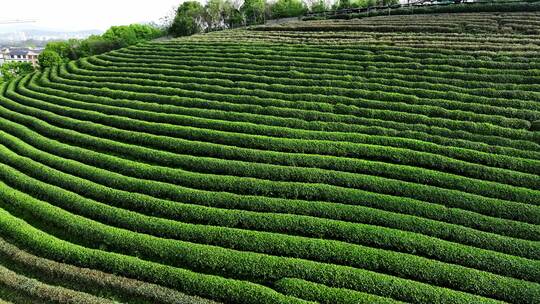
0 47 43 67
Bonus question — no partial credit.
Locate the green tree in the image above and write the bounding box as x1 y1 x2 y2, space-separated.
224 0 245 27
79 35 122 57
129 24 163 40
205 0 227 30
44 40 81 61
241 0 266 24
309 0 329 13
102 24 162 47
102 26 138 47
337 0 352 9
38 49 63 69
169 1 205 37
270 0 306 18
0 62 34 82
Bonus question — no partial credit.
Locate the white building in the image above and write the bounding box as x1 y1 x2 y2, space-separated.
0 47 42 67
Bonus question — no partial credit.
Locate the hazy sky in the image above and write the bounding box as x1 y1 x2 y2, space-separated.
0 0 184 31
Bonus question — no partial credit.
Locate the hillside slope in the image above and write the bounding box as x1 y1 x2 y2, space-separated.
0 11 539 304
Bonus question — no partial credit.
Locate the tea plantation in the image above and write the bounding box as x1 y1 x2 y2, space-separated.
0 10 539 304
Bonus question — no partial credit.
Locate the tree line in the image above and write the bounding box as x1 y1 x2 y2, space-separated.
167 0 398 37
0 24 163 83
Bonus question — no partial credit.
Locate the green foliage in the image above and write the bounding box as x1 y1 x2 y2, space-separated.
0 237 219 304
310 0 329 12
318 1 540 20
275 278 401 304
270 0 307 18
531 120 540 132
0 62 34 83
169 1 205 37
78 35 123 58
0 175 534 304
43 40 81 61
205 0 230 30
0 262 110 303
43 24 162 63
102 24 163 47
0 10 540 304
241 0 266 24
37 50 63 70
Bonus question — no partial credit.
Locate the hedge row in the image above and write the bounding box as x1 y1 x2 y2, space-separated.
51 65 535 133
6 80 540 226
182 32 540 52
0 13 538 304
3 157 539 297
43 61 540 164
0 182 531 304
1 118 538 255
316 2 540 21
108 46 540 78
78 55 540 115
26 72 540 194
0 237 221 304
0 262 113 304
150 36 540 59
255 24 485 33
47 61 540 162
88 58 538 141
108 46 540 85
64 62 540 126
89 52 540 94
47 62 540 157
1 132 538 284
151 35 540 51
43 66 540 153
0 207 306 304
0 284 38 304
76 57 540 111
274 278 404 304
93 52 540 108
0 99 536 246
122 42 540 71
97 54 540 94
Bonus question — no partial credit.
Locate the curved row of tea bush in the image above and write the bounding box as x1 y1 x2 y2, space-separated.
0 238 218 304
0 112 538 253
75 56 540 110
22 71 540 195
45 61 540 162
1 128 538 284
1 179 537 304
44 63 540 156
5 80 540 226
43 64 540 154
61 60 540 129
0 12 539 303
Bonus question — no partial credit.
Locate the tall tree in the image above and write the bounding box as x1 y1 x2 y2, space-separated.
306 0 330 12
44 39 83 61
225 0 246 27
241 0 266 24
169 1 205 37
205 0 227 31
38 50 63 69
270 0 306 18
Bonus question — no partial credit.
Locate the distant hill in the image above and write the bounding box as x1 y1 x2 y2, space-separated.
0 25 102 42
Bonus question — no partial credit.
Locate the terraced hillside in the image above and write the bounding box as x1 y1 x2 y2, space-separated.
0 10 539 304
264 11 540 33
